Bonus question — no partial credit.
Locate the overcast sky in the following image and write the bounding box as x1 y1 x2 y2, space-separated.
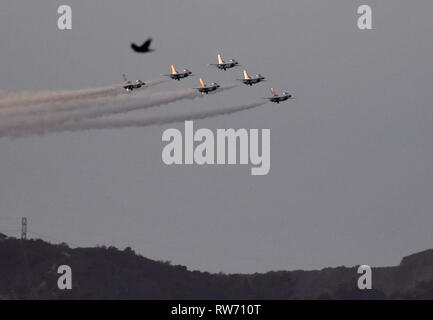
0 0 432 273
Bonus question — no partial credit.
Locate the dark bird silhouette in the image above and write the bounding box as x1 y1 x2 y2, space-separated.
131 38 154 53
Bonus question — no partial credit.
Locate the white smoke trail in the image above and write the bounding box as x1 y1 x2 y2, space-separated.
144 77 170 87
0 83 239 138
42 101 267 134
0 89 198 137
0 86 122 109
0 77 168 110
0 87 123 119
0 78 171 119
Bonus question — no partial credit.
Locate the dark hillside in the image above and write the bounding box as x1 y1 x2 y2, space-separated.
0 235 432 299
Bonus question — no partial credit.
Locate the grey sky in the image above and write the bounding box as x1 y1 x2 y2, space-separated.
0 0 432 273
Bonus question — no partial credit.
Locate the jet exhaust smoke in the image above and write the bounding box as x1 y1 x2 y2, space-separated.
0 83 240 138
0 77 168 111
43 101 267 134
0 86 123 109
144 78 170 87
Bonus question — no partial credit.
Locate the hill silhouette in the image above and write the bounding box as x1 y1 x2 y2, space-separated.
0 234 432 299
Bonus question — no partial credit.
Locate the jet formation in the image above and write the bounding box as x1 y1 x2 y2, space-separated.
122 51 293 102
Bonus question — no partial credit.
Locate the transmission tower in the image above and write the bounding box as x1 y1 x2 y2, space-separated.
21 217 27 240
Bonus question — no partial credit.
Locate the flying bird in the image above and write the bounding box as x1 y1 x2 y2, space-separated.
131 38 154 53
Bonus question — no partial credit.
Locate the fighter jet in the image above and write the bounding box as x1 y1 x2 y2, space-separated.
210 53 239 70
131 38 154 53
238 69 265 86
194 77 220 94
122 74 145 92
264 88 292 104
162 65 193 81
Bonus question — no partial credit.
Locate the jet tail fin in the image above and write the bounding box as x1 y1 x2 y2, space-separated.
199 78 206 88
270 88 277 96
123 74 131 84
243 69 251 80
217 53 224 65
171 64 178 75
